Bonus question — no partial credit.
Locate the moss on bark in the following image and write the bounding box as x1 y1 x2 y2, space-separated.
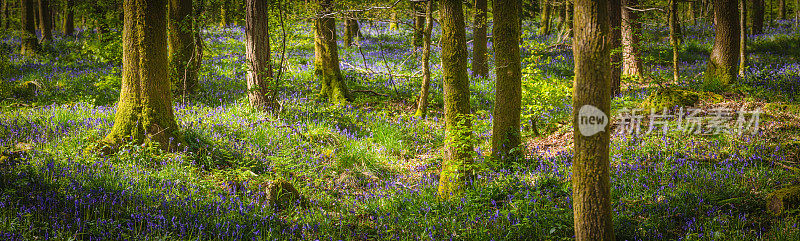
314 0 350 106
705 0 740 86
169 0 198 96
104 0 182 152
572 0 615 240
471 0 488 77
491 0 522 160
437 0 473 200
20 0 40 56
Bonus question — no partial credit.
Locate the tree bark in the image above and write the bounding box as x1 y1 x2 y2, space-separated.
169 0 197 96
706 0 740 86
491 0 522 160
1 0 5 30
739 0 747 76
413 1 425 48
20 0 39 55
220 0 228 27
62 0 74 36
415 0 434 118
689 0 697 25
572 0 615 240
670 0 680 83
344 16 360 46
539 0 552 35
750 0 764 34
37 0 51 43
622 0 643 77
437 0 473 200
472 0 488 77
609 0 622 96
315 0 350 105
245 0 278 110
105 0 182 151
778 0 785 19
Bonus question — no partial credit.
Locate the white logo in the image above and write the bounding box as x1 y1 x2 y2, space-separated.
578 105 608 136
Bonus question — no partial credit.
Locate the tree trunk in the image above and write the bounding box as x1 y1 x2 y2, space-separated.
437 0 473 200
105 0 181 151
750 0 764 34
778 0 786 19
245 0 278 110
20 0 39 55
491 0 522 160
413 1 425 48
344 16 360 46
62 0 74 36
415 0 434 118
706 0 740 86
622 0 643 77
37 0 51 43
670 0 680 83
220 0 228 27
389 11 397 31
539 0 552 35
472 0 488 77
193 0 204 82
169 0 197 96
609 0 622 96
689 0 697 25
315 0 350 105
1 0 5 30
739 0 747 76
572 0 615 240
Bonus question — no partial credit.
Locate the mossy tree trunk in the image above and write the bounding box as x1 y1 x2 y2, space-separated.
622 0 643 77
609 0 622 96
539 0 552 35
37 0 52 43
739 0 747 76
471 0 488 77
437 0 473 200
220 0 228 27
105 0 181 151
670 0 680 83
491 0 522 161
572 0 615 240
1 0 5 30
344 15 360 46
413 1 425 48
168 0 198 95
415 0 434 118
750 0 764 34
705 0 740 86
245 0 278 110
778 0 785 19
689 0 697 25
62 0 74 36
315 0 350 105
20 0 39 55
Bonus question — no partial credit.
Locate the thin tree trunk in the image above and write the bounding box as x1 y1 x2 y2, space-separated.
105 0 181 151
750 0 764 34
706 0 740 86
690 0 697 25
245 0 277 110
220 0 228 27
413 1 425 48
63 0 74 36
572 0 614 240
539 0 552 35
37 0 52 43
622 0 643 77
415 0 434 118
739 0 747 76
20 0 39 55
169 0 197 95
609 0 622 96
670 0 680 83
778 0 785 19
437 0 473 200
492 0 522 160
315 0 350 105
472 0 488 77
389 11 397 31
